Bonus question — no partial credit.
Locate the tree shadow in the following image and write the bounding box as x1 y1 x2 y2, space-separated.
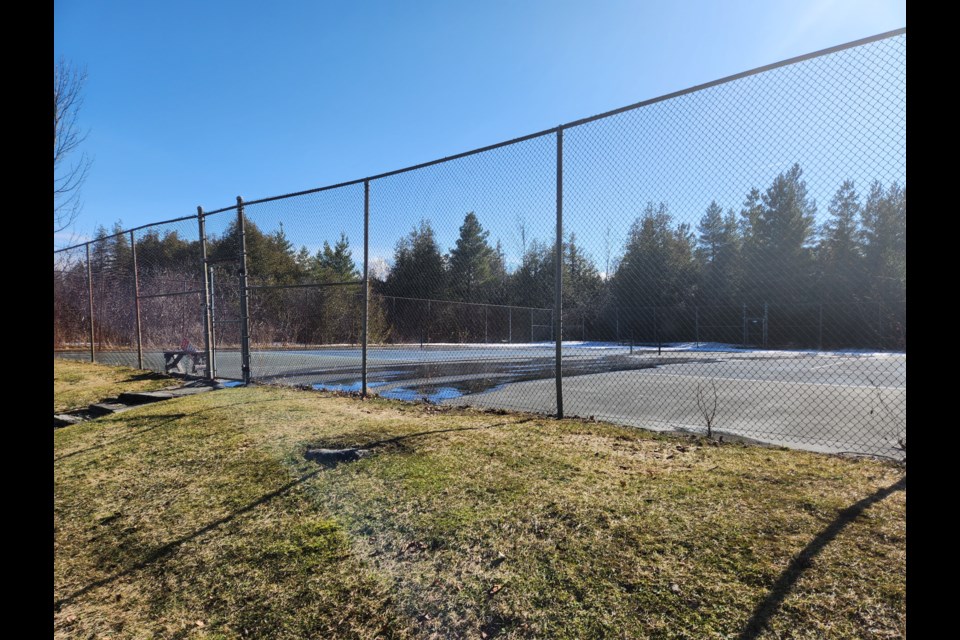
122 372 170 382
737 475 906 639
53 465 324 611
360 417 533 450
53 398 289 463
54 410 532 610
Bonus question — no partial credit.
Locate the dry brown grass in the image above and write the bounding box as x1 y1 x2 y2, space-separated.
54 362 905 639
53 358 172 413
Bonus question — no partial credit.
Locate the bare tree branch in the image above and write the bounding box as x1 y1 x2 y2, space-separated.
54 57 93 233
696 382 719 438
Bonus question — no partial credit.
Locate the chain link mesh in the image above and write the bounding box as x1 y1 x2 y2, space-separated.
368 133 558 412
559 33 905 457
53 32 905 458
53 245 91 360
241 185 365 385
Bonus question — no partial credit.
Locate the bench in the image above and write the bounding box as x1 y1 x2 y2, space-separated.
163 350 208 375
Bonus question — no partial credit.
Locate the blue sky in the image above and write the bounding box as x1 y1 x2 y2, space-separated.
54 0 906 268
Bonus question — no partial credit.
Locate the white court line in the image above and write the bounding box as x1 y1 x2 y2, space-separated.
810 361 847 370
613 370 906 391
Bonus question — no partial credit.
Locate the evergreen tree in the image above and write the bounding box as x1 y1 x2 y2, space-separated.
861 180 906 295
448 212 496 302
741 164 817 304
565 233 603 308
294 246 312 273
612 203 697 341
306 233 360 343
509 239 554 310
315 232 359 281
564 233 604 340
818 180 864 301
208 219 301 285
861 181 906 348
614 203 696 307
696 201 742 306
489 239 509 304
384 219 447 300
697 201 725 263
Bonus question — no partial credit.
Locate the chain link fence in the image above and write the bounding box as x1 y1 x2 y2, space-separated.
54 29 906 458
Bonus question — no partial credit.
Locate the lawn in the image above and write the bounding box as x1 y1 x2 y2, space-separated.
53 359 906 639
54 359 172 413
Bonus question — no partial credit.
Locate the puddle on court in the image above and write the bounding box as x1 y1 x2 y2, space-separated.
306 355 718 405
380 386 464 403
312 380 386 393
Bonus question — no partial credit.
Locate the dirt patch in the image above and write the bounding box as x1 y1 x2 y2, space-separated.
304 447 372 466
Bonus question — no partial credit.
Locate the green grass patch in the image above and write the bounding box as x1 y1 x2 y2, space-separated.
54 358 172 413
54 361 905 639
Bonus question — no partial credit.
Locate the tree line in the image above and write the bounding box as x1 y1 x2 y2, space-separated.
54 164 905 351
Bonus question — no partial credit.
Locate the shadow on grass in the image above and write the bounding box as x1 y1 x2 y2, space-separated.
361 417 533 450
55 414 535 611
737 475 906 640
53 465 325 612
53 398 289 463
122 372 171 382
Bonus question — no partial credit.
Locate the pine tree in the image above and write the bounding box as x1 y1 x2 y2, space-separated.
696 201 742 307
565 233 603 308
306 233 361 344
448 212 496 302
741 164 817 304
861 180 906 295
818 180 863 301
612 203 697 341
698 201 725 264
509 239 554 310
315 232 359 281
385 219 447 300
861 181 906 348
209 219 302 285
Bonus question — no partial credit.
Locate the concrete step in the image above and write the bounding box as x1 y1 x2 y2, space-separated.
53 414 85 428
117 391 176 405
87 401 135 417
166 385 220 397
55 380 229 430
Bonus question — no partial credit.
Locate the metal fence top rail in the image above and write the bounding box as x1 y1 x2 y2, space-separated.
53 27 905 255
378 294 554 313
53 212 201 254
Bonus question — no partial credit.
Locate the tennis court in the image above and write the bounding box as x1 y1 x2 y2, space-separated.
58 342 906 459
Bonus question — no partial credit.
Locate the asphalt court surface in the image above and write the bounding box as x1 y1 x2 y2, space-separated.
57 343 906 459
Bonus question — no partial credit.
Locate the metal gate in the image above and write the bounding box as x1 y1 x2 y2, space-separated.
200 205 251 383
742 304 768 348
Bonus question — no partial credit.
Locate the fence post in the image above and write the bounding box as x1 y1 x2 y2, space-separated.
209 267 217 377
362 179 370 396
198 207 214 379
694 305 699 347
742 303 747 347
236 197 252 384
86 242 95 362
655 305 660 355
878 299 883 346
130 230 143 369
508 307 512 344
554 127 564 419
763 302 769 348
818 303 823 351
